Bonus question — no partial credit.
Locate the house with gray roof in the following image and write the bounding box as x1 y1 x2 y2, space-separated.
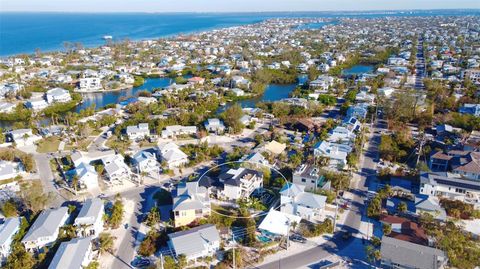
132 150 159 175
168 224 220 261
126 123 150 141
217 167 263 201
48 237 94 269
0 217 20 264
415 195 447 221
172 181 210 227
74 198 104 238
280 183 327 222
380 235 447 269
22 207 69 252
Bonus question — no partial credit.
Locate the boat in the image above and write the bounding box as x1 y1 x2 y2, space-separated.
103 35 113 40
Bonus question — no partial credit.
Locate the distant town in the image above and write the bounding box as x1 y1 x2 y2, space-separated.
0 13 479 269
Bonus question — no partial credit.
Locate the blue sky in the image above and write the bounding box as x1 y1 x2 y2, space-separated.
1 0 479 12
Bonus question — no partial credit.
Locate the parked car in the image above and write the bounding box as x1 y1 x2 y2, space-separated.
131 258 151 268
290 233 307 243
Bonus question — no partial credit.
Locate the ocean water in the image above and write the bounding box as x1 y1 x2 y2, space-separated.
1 10 478 56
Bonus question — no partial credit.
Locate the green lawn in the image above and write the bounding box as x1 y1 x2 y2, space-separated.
36 137 61 153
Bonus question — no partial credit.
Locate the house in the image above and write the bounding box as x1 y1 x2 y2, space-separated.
279 183 327 221
328 126 356 144
230 76 250 88
45 88 72 104
380 236 447 269
22 207 69 252
204 118 225 134
161 125 197 139
168 224 220 261
8 128 41 146
0 102 16 113
0 161 19 181
264 140 286 155
346 104 368 120
25 99 49 111
132 150 159 175
378 87 395 98
74 198 104 238
428 150 480 180
342 116 361 132
459 103 480 117
0 218 20 264
172 181 211 227
74 162 99 190
292 164 330 192
258 209 301 236
241 152 269 166
101 155 131 184
420 172 480 209
313 141 352 169
126 123 150 141
157 142 189 168
217 167 263 201
48 237 94 269
230 88 245 97
415 194 447 221
78 77 102 91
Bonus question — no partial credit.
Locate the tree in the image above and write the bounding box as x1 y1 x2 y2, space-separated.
4 242 36 269
1 200 17 217
98 232 115 254
145 206 160 227
85 261 99 269
367 196 382 218
221 104 244 134
108 196 124 228
397 202 407 213
19 180 53 213
138 230 159 257
383 223 392 235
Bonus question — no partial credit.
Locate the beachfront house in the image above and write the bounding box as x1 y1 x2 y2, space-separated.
22 207 69 252
74 198 104 238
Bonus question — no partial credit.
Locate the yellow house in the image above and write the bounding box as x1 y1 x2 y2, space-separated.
172 182 211 227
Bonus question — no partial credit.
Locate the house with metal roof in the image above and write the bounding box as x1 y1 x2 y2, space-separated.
22 207 69 252
48 237 94 269
157 142 189 168
292 164 330 192
259 209 302 237
279 183 327 222
0 218 20 264
172 181 211 227
126 123 150 141
74 198 104 238
132 150 159 175
380 236 447 269
168 224 220 261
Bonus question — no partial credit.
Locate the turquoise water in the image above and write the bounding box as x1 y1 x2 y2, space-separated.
1 10 477 56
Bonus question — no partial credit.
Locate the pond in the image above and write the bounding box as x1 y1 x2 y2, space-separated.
342 64 375 77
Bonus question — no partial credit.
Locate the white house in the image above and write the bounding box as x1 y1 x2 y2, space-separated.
161 125 197 139
48 237 94 269
22 207 69 252
313 141 352 169
8 128 41 146
157 142 189 168
25 99 49 111
259 209 301 236
0 218 20 264
0 161 20 181
126 123 150 141
204 118 225 134
74 198 104 238
74 162 99 190
45 88 72 104
132 150 159 175
78 77 102 92
279 183 327 221
217 167 263 201
168 224 220 261
101 154 131 185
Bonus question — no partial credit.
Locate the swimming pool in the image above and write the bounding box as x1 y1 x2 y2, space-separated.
257 235 272 243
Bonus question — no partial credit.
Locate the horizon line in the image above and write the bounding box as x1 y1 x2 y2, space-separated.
1 8 480 14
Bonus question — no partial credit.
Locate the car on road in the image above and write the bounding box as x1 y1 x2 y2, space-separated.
131 258 151 268
290 233 307 243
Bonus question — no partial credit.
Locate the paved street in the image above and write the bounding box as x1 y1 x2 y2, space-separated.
34 153 66 207
255 118 383 269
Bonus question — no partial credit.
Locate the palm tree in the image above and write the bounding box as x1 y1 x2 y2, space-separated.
98 232 115 255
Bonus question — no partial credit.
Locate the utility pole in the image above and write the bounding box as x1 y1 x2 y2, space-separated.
232 230 236 269
416 133 425 167
333 190 339 234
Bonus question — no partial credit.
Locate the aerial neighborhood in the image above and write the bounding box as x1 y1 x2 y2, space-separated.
0 11 479 269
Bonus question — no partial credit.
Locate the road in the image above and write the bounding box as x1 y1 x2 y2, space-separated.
255 118 383 269
414 37 426 91
34 153 66 208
